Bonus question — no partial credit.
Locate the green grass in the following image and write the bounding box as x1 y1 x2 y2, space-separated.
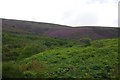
2 32 119 79
2 32 78 61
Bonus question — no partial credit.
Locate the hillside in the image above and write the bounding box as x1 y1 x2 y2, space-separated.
2 32 119 79
2 19 118 40
20 38 119 78
2 19 119 79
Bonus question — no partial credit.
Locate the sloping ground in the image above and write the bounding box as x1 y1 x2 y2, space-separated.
2 31 119 79
2 19 118 40
2 19 69 34
2 32 78 61
3 38 118 78
20 39 118 78
45 27 118 40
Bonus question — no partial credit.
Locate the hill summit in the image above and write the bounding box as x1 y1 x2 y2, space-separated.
2 19 118 40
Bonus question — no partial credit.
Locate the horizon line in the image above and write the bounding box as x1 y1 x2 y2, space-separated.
1 18 118 28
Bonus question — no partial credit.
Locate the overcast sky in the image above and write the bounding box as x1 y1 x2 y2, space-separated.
0 0 119 27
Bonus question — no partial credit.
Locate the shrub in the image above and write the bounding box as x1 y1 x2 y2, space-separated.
92 41 104 48
80 37 91 46
44 40 53 47
23 71 36 78
20 60 46 73
2 62 23 78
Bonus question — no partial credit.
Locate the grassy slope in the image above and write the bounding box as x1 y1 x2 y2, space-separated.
2 32 119 79
2 32 77 61
20 39 118 78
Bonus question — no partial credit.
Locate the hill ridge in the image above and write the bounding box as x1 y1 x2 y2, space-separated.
2 18 119 40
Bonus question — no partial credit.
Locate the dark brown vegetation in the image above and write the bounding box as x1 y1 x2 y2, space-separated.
2 19 118 40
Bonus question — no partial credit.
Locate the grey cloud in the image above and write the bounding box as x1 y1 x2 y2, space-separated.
118 2 120 26
113 19 118 27
61 10 73 21
73 13 98 26
87 0 119 4
86 0 108 4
